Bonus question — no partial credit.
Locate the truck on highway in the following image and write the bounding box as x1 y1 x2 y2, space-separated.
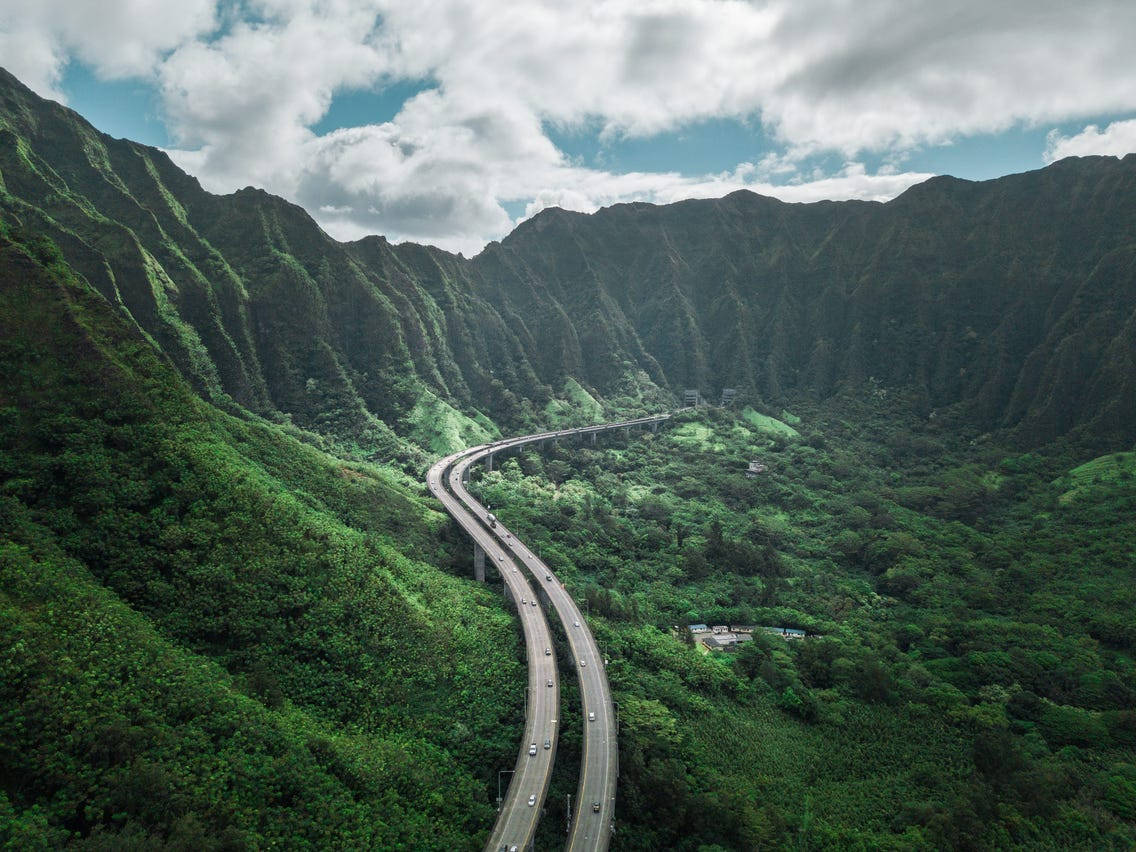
487 513 497 528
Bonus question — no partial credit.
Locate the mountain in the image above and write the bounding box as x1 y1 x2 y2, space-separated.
3 66 1135 457
483 164 1136 447
3 67 1136 850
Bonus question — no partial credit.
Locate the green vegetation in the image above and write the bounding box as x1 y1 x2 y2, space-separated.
473 403 1136 849
3 65 1136 850
406 389 498 455
1057 451 1136 505
0 227 521 848
741 406 800 438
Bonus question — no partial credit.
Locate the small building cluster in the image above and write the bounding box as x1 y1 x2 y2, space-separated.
682 623 807 651
746 460 767 477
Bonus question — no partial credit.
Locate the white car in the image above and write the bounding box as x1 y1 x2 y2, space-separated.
545 648 551 656
529 743 537 756
588 711 596 722
580 659 586 667
527 795 536 807
547 678 553 687
573 620 579 627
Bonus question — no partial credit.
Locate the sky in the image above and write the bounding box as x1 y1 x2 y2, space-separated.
2 0 1135 257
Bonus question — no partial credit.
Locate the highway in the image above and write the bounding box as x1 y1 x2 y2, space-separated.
427 413 675 852
427 453 560 852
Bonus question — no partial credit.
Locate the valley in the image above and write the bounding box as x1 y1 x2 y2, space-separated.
1 63 1134 850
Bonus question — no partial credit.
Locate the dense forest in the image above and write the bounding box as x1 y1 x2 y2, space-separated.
472 402 1136 849
1 63 1134 849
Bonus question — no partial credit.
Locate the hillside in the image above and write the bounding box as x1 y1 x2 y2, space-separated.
481 164 1136 447
0 221 522 848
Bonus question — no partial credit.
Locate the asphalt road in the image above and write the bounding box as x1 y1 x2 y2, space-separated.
428 413 674 852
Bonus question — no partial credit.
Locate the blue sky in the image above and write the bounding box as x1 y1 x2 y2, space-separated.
9 1 1136 254
63 60 1132 185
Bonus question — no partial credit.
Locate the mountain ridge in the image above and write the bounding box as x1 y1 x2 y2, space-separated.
2 65 1135 455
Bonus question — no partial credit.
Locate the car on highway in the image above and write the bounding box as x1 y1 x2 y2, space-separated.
545 647 551 655
573 620 579 627
543 738 551 749
521 597 526 604
593 802 601 813
580 659 586 667
588 711 596 722
530 600 536 607
528 743 537 756
545 574 551 581
487 513 497 528
527 795 536 807
547 678 553 687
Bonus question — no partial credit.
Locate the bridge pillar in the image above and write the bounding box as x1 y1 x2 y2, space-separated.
590 431 597 445
486 453 494 472
651 419 658 433
473 542 486 582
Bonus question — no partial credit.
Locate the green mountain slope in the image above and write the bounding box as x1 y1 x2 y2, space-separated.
4 66 1134 457
482 167 1136 447
0 224 521 848
3 63 1136 849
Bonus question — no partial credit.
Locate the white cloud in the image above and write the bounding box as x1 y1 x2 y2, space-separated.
5 0 1136 252
0 0 217 99
1044 119 1136 162
518 161 933 230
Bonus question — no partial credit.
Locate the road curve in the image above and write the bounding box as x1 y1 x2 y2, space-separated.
429 413 676 852
427 452 560 852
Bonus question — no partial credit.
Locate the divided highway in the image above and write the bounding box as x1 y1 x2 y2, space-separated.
428 413 675 852
427 454 559 852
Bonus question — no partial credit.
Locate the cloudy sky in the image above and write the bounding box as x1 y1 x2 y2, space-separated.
3 0 1135 255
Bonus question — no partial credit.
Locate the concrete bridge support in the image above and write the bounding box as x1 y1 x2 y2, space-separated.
651 420 658 433
486 453 494 472
591 431 597 445
473 542 486 582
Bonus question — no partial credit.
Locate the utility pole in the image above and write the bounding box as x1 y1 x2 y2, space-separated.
566 792 572 834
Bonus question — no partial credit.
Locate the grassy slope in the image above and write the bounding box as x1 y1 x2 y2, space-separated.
0 228 522 848
1056 451 1136 505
